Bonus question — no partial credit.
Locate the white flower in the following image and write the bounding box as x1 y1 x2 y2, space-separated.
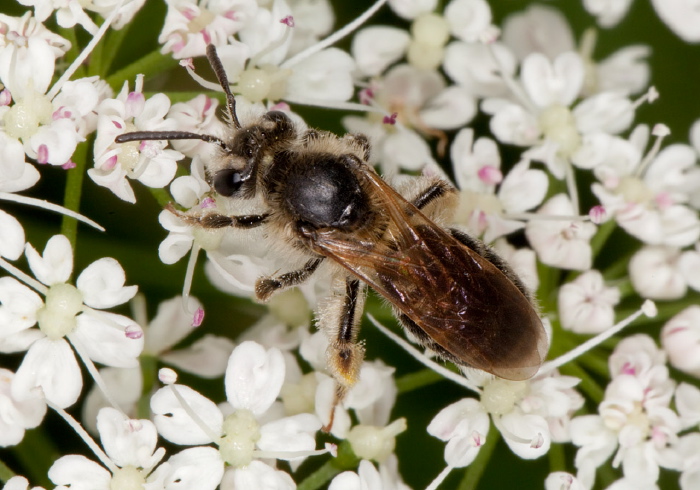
427 397 490 467
345 64 475 173
558 270 621 334
675 432 700 490
159 0 257 59
592 127 700 247
443 40 516 98
0 132 40 193
629 246 687 300
0 13 109 168
90 77 184 203
443 0 493 43
201 0 354 105
451 129 548 242
151 341 322 482
525 193 597 271
571 335 680 489
501 5 575 62
167 94 226 158
0 368 46 447
0 12 71 99
0 209 26 260
484 50 638 180
329 458 410 490
49 407 220 490
429 370 582 469
650 0 700 42
545 472 587 490
388 0 437 20
583 0 634 28
661 306 700 377
351 26 410 77
0 235 141 408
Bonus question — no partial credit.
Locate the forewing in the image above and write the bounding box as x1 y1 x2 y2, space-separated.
313 171 546 380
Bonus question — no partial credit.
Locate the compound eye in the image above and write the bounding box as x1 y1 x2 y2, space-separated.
213 169 243 196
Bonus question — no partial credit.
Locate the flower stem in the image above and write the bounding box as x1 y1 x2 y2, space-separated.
61 141 89 250
106 50 178 91
548 441 566 473
457 430 500 490
297 441 359 490
0 458 15 484
396 368 447 393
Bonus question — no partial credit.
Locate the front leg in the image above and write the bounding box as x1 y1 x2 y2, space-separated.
255 257 324 302
167 203 269 229
318 277 367 431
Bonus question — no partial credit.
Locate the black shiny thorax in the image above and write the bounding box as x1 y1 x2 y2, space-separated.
264 151 369 232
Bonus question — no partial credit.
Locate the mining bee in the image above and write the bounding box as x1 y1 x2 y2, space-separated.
116 45 548 428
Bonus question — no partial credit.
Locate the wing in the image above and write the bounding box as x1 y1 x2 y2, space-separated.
311 170 547 381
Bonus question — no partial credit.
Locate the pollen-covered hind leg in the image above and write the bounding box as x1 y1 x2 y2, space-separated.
255 257 324 302
318 277 367 432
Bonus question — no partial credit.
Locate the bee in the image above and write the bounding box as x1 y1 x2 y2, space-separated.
117 45 547 428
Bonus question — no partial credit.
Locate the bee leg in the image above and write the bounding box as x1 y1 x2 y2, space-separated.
255 257 324 302
168 204 270 229
319 277 367 432
344 133 371 161
411 179 455 210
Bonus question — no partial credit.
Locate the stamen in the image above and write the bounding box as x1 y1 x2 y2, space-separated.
167 382 221 442
249 19 294 67
503 212 593 222
184 64 226 93
368 314 482 394
69 333 126 412
0 192 105 231
635 123 671 177
282 0 389 68
47 0 127 100
485 43 538 115
281 97 385 114
192 307 205 327
0 256 48 294
253 447 331 460
182 243 200 315
159 367 178 384
425 465 454 490
588 205 607 224
565 161 580 214
47 399 118 473
538 300 657 375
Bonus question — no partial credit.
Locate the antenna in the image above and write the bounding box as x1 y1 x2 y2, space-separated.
206 44 241 129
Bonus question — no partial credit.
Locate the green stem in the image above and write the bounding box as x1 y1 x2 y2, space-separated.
149 187 174 208
87 30 106 78
457 429 500 490
590 219 616 257
297 441 359 490
559 361 605 403
0 459 15 484
106 50 178 91
602 249 636 281
61 141 89 250
548 442 566 473
57 28 85 80
296 460 344 490
396 368 446 393
7 427 58 488
96 27 130 77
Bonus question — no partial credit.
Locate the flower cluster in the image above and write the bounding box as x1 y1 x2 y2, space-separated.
1 0 700 489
